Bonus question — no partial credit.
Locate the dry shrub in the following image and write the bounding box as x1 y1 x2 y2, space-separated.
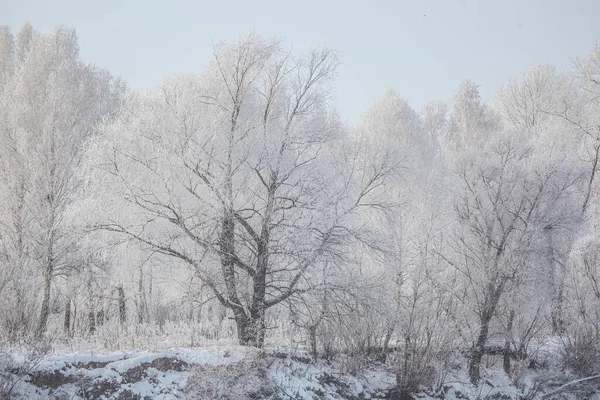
0 337 51 398
562 331 600 378
185 353 275 400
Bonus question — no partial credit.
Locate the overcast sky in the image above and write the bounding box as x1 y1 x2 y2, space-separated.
3 0 600 124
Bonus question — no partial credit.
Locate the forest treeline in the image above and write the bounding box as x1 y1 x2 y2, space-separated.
1 24 600 397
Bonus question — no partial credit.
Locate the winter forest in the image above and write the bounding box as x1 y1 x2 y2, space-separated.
1 22 600 399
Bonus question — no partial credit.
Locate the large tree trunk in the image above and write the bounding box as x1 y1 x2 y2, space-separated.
137 267 146 324
63 297 71 336
469 318 490 384
545 227 565 335
232 309 266 347
88 310 96 334
396 335 416 400
469 281 505 384
220 211 266 346
248 237 269 348
118 285 126 325
36 268 52 337
249 307 266 347
503 310 514 375
37 192 57 337
309 325 318 361
233 310 249 344
87 279 96 334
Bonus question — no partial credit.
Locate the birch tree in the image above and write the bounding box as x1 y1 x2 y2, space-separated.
0 24 124 336
442 80 499 158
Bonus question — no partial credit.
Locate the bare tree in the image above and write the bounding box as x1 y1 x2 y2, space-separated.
90 34 395 347
496 64 567 136
449 134 573 383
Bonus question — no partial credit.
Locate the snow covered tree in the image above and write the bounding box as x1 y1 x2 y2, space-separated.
421 100 447 153
90 34 394 347
496 64 569 137
449 133 576 383
353 89 453 397
0 24 124 337
442 80 499 158
568 43 600 218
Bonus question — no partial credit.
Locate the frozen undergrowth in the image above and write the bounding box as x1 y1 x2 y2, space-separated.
2 338 598 400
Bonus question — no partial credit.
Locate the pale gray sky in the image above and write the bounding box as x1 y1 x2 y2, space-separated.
3 0 600 124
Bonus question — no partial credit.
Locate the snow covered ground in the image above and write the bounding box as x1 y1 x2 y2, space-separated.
3 346 396 399
3 340 599 399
